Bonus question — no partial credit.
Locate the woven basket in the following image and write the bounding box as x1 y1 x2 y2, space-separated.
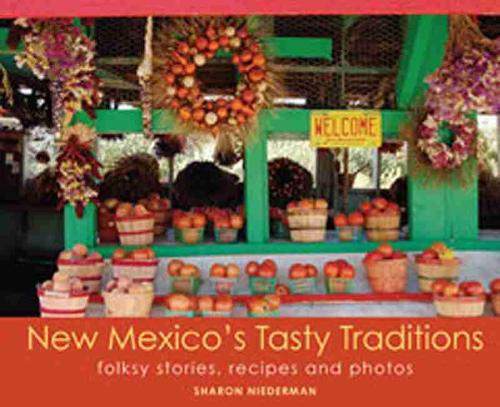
365 214 401 230
210 277 238 295
416 259 461 293
175 227 204 244
112 258 159 283
434 295 485 317
492 293 500 316
289 277 317 294
57 259 105 293
103 290 154 317
116 214 155 246
287 211 328 230
365 228 399 241
170 276 202 295
152 209 168 236
37 287 89 318
214 227 239 243
249 276 277 295
325 277 355 293
337 226 363 242
290 229 326 242
364 258 408 293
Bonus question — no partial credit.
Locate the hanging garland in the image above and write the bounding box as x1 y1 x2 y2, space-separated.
56 124 101 217
404 16 499 186
153 17 282 140
14 18 102 135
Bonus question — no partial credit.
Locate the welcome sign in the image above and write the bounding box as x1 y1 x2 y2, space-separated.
310 110 382 148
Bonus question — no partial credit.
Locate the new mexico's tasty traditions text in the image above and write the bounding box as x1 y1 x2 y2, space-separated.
27 324 484 356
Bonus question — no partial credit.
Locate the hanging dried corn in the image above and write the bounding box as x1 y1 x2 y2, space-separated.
137 16 154 139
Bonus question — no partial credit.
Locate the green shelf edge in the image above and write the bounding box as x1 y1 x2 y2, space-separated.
94 239 500 258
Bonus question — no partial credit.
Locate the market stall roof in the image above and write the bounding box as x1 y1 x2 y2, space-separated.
0 0 497 18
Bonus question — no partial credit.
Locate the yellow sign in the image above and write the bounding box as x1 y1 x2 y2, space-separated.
310 110 382 148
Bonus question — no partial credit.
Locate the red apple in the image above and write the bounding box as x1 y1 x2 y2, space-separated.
490 278 500 294
263 294 281 310
431 279 449 295
461 281 484 297
359 201 372 214
421 249 439 260
348 211 365 227
377 243 393 258
442 282 460 297
245 261 259 277
323 261 340 278
305 264 318 278
258 264 276 278
289 264 307 279
391 251 407 259
275 283 290 296
372 197 388 210
226 264 240 278
166 294 192 311
339 263 356 279
197 296 214 312
167 259 184 276
262 259 277 273
214 295 233 312
210 263 226 278
334 213 348 227
363 251 384 263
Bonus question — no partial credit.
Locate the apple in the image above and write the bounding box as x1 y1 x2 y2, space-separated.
421 249 439 260
367 208 381 217
210 263 226 278
116 202 133 217
147 199 162 211
372 197 388 210
315 199 328 210
230 214 244 229
431 279 449 295
289 264 307 279
130 248 150 260
263 294 281 310
431 241 448 254
58 250 73 261
392 251 407 259
192 213 207 228
133 204 149 216
323 261 340 278
461 281 484 297
298 199 314 210
359 201 372 214
490 278 500 294
275 283 290 296
179 264 199 277
245 261 259 277
377 243 393 258
386 202 400 212
334 213 348 227
214 295 233 312
363 251 384 263
258 263 276 278
339 263 356 279
247 298 266 314
226 263 240 278
104 198 119 210
167 259 184 276
305 264 318 278
262 259 277 273
348 212 364 227
197 296 214 312
144 247 155 259
175 215 192 229
442 282 459 297
166 294 192 311
72 243 88 258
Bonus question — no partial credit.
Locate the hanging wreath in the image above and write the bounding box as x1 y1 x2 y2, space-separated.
14 19 102 135
56 124 101 217
417 114 476 170
153 17 281 139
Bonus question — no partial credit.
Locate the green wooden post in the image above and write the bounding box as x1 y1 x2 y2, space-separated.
64 203 97 249
244 126 270 243
397 15 477 241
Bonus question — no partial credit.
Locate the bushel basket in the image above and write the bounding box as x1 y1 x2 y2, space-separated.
364 258 408 293
116 214 155 246
103 290 154 317
37 286 90 318
57 258 105 293
111 258 159 283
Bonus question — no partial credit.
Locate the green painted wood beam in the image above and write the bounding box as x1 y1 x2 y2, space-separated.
264 37 332 60
244 128 270 243
75 108 407 137
64 203 97 249
396 15 448 109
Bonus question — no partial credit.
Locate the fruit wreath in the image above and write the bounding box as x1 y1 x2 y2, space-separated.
417 113 476 170
153 17 281 139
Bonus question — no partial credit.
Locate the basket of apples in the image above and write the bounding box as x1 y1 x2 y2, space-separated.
432 279 486 317
415 242 461 293
138 193 170 236
111 247 159 283
173 211 206 244
323 260 356 293
288 263 318 294
102 277 155 317
333 212 365 242
37 272 89 318
197 295 234 317
213 211 244 243
57 244 105 293
363 243 408 293
246 259 278 295
287 198 329 242
209 263 241 295
359 198 401 241
167 259 202 295
97 198 120 242
115 203 155 246
247 294 281 317
164 293 196 317
489 278 500 316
